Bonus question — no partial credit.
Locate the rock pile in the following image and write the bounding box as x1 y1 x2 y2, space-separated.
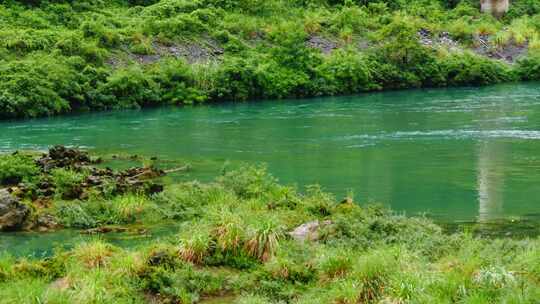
37 145 97 172
418 28 459 50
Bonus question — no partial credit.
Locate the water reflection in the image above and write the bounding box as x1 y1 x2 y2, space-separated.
477 141 505 222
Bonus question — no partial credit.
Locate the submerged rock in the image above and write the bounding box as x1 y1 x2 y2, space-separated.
83 226 128 234
289 220 332 242
0 189 29 231
85 166 166 196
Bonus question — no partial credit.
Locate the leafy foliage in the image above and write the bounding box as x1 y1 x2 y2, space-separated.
0 153 39 185
1 0 539 118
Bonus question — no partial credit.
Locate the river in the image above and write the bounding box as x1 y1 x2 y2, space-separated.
1 83 540 232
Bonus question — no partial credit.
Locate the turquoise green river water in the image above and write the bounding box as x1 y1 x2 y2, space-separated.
2 83 540 255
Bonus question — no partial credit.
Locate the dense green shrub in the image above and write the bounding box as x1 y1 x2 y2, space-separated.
55 32 109 64
0 55 85 118
54 201 99 228
80 20 121 48
127 0 160 6
141 0 202 17
1 0 540 119
506 0 540 20
256 60 311 98
98 66 160 108
516 53 540 80
217 165 279 199
143 14 207 38
0 29 59 54
442 53 515 86
149 59 208 104
0 154 39 185
211 56 259 100
314 49 374 95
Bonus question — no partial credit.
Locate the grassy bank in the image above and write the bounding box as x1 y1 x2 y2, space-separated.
2 0 540 118
0 151 539 303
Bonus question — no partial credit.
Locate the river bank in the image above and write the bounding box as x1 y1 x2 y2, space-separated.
0 151 538 303
0 147 539 303
2 1 540 119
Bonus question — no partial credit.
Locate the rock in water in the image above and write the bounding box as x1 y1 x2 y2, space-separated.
0 189 29 231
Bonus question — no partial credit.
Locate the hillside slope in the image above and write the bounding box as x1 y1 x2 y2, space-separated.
2 0 540 118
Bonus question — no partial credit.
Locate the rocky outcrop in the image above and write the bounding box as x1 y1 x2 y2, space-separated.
37 145 96 172
474 34 528 63
306 35 339 54
32 146 166 200
0 189 29 231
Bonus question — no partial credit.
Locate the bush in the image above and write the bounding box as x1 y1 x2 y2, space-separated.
98 66 160 108
143 14 207 38
211 55 259 101
0 154 39 185
441 53 515 86
255 60 311 98
54 201 98 228
517 53 540 80
149 59 208 104
127 0 160 6
217 165 279 199
0 55 85 118
313 49 373 95
51 168 86 199
0 29 59 54
505 0 540 20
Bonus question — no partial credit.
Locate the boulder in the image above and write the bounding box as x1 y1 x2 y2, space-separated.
0 189 29 231
35 214 59 232
289 220 332 242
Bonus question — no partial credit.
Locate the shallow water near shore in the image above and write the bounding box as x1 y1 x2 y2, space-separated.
2 83 540 225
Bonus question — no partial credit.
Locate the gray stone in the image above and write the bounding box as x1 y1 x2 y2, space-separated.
289 220 332 242
0 189 29 231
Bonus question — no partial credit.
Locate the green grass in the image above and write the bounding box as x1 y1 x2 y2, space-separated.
0 153 39 185
0 165 539 303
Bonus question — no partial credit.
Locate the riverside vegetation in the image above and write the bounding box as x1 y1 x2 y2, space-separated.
3 0 540 118
0 148 539 303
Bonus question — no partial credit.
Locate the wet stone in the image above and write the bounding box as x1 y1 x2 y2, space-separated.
0 189 29 231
